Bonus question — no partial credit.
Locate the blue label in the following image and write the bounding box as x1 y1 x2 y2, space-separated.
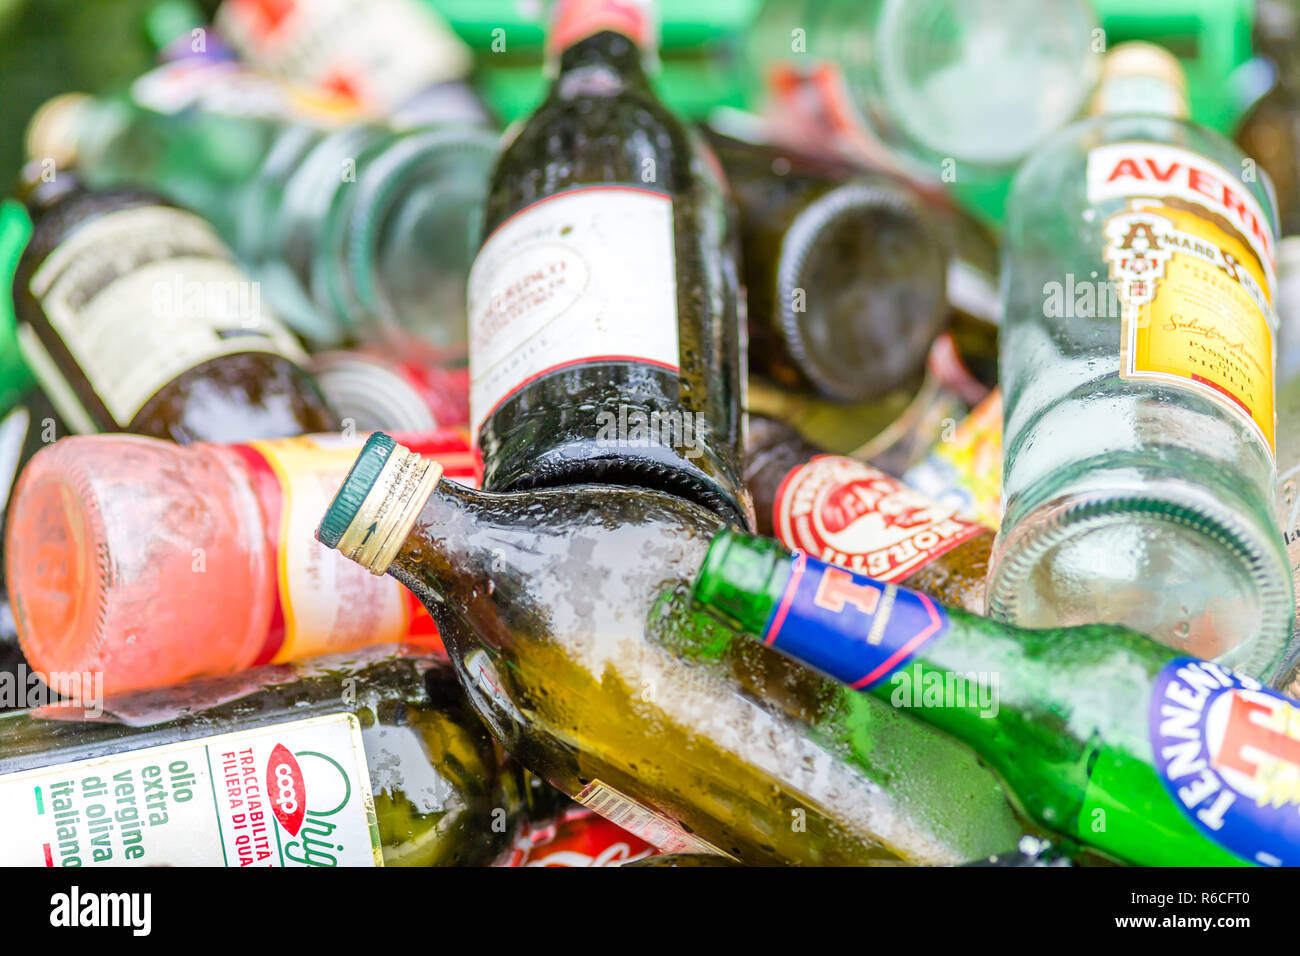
1149 657 1300 867
760 552 948 690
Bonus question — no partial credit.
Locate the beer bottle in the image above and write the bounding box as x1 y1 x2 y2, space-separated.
746 414 991 613
705 129 949 403
317 433 1026 866
5 431 476 695
0 647 523 867
693 528 1300 866
13 175 336 443
468 0 750 527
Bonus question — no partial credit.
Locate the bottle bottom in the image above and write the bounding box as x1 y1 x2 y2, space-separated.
987 476 1293 676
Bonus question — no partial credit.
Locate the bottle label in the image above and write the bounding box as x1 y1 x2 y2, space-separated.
467 187 680 439
216 0 472 112
23 206 308 430
1148 657 1300 867
237 433 477 663
0 714 381 867
760 552 949 690
574 780 733 858
503 806 657 867
1086 142 1277 454
773 455 983 580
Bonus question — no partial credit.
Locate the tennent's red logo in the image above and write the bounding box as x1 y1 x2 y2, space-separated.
267 744 307 837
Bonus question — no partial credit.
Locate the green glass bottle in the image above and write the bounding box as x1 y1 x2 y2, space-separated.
316 433 1026 866
693 528 1300 867
468 0 750 527
24 63 496 349
0 647 524 867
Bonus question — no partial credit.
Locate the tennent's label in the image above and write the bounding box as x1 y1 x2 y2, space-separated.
1149 657 1300 866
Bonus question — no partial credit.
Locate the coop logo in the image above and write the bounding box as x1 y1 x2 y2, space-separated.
775 456 982 581
1149 658 1300 866
266 745 355 867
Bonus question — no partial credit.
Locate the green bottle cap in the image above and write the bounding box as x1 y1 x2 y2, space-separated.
317 432 398 549
692 530 788 635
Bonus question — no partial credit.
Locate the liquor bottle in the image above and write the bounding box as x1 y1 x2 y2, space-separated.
987 43 1294 676
24 72 497 348
215 0 494 128
5 431 475 696
468 0 750 527
13 176 337 443
745 0 1101 224
1268 237 1300 694
746 414 991 613
0 647 524 867
692 529 1300 866
316 433 1026 866
705 129 949 403
308 347 470 434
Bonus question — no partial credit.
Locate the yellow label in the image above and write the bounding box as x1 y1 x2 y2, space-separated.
1107 201 1276 453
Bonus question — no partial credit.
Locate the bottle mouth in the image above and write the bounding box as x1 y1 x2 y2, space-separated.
776 182 947 403
987 487 1293 676
5 449 108 677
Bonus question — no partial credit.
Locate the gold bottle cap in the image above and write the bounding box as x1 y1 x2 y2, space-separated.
1090 41 1189 119
25 93 93 170
318 433 442 575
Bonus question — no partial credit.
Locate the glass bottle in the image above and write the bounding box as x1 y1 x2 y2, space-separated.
316 433 1026 866
13 176 337 443
25 72 497 349
0 647 524 867
987 43 1293 675
4 431 475 696
693 529 1300 867
468 0 750 527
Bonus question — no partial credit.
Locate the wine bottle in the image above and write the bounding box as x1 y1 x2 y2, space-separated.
705 129 949 403
13 175 337 443
316 433 1026 865
0 647 524 867
468 0 750 527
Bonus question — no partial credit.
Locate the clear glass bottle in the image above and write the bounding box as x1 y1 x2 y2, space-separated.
746 0 1100 222
988 43 1294 675
25 73 497 349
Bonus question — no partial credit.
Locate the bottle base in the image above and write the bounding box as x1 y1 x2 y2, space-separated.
987 477 1293 675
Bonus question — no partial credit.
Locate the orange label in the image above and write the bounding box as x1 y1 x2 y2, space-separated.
1089 143 1277 454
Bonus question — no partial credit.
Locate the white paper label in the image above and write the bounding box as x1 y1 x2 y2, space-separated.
466 187 680 438
24 206 307 427
575 779 733 858
0 714 381 867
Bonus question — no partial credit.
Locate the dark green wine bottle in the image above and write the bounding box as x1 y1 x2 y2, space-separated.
705 129 949 403
467 0 750 528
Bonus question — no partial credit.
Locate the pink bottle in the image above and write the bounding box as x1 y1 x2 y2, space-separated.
5 430 476 695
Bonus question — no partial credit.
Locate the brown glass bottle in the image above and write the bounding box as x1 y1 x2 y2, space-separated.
468 0 749 527
13 176 337 444
315 433 1025 865
746 414 994 614
706 129 949 403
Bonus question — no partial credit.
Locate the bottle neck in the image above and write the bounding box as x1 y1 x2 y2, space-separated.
1090 72 1188 120
743 415 824 536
